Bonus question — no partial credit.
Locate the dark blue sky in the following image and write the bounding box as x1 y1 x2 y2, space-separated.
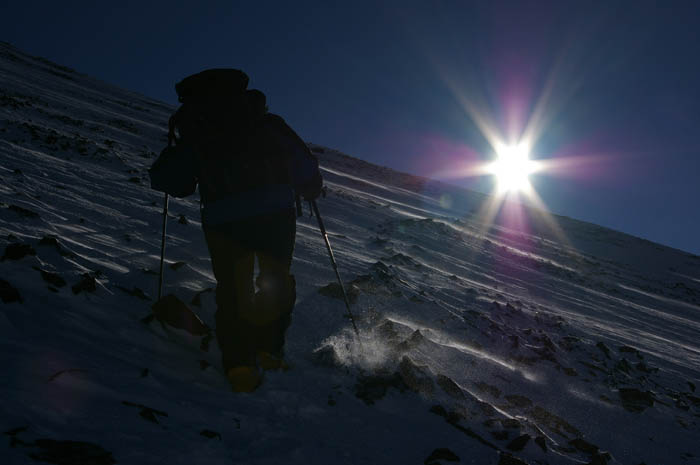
3 1 699 254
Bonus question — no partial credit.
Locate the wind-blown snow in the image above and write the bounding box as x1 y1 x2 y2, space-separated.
1 42 699 465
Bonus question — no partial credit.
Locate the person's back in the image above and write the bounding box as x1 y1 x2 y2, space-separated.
151 69 322 392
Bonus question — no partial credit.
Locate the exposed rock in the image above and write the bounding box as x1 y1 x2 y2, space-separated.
424 447 460 464
396 329 426 352
311 345 342 368
619 388 655 413
116 286 149 300
437 374 466 401
318 282 359 304
199 429 221 440
501 418 522 429
559 335 581 351
430 404 449 417
476 400 499 418
2 243 36 261
504 302 523 316
569 437 599 454
540 334 557 352
375 319 401 343
619 345 642 357
35 268 66 287
386 253 421 268
8 204 39 218
508 335 521 349
399 356 434 396
674 396 690 411
506 434 530 451
596 342 611 359
371 260 392 281
38 235 74 257
430 404 500 451
586 451 613 465
27 439 115 465
634 361 658 373
169 261 187 270
122 400 168 424
474 381 501 398
72 273 97 294
498 452 528 465
3 425 29 437
350 269 400 297
150 294 209 335
504 395 533 408
200 333 212 352
529 406 581 437
0 279 22 303
48 368 87 382
614 358 633 374
534 436 547 452
177 214 188 225
355 371 408 405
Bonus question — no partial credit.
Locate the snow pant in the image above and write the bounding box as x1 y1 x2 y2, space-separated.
203 208 296 371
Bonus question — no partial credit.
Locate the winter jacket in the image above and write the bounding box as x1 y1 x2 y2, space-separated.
169 104 321 226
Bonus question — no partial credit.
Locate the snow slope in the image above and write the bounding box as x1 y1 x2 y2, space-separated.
1 42 699 465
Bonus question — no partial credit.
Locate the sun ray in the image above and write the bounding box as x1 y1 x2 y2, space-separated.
522 187 573 249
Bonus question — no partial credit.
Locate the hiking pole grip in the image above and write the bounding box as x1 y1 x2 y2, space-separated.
295 194 303 217
311 200 360 338
157 193 169 301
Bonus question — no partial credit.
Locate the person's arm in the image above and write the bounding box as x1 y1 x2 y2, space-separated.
267 114 322 200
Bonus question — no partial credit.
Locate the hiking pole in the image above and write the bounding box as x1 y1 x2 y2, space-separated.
311 200 360 338
157 193 169 301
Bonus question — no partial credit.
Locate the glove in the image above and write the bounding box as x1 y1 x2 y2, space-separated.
299 172 323 201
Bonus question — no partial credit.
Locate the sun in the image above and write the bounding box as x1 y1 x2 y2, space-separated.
488 142 537 193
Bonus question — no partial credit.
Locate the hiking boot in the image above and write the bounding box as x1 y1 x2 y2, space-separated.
257 351 290 371
227 366 263 392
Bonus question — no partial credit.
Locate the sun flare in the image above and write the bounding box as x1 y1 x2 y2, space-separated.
488 142 537 193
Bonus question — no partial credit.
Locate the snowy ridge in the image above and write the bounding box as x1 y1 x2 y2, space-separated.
1 42 699 465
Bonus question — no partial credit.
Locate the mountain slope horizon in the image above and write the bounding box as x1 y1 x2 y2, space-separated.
1 42 699 465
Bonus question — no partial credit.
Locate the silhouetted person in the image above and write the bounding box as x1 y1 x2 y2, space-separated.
153 69 322 391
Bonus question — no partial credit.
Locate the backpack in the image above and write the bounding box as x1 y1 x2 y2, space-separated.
175 68 249 103
149 69 321 206
148 69 249 198
258 113 322 200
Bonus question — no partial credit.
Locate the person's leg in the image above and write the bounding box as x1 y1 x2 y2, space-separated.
202 226 257 371
251 209 297 359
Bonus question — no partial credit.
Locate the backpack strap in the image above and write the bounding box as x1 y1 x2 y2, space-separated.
167 111 179 147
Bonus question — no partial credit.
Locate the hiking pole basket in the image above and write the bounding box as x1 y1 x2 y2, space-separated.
157 193 169 301
311 200 360 337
